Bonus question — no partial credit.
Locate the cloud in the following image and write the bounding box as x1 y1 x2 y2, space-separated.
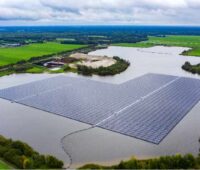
0 0 200 25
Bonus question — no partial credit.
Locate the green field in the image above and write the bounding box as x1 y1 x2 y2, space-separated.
0 42 86 67
26 66 46 74
0 160 11 169
113 36 200 56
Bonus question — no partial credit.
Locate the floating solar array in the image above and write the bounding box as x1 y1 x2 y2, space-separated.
0 73 200 144
99 77 200 144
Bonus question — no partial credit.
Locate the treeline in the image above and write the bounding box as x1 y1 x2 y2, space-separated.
2 26 200 46
80 154 200 169
77 56 130 76
182 61 200 75
0 135 63 169
0 27 148 45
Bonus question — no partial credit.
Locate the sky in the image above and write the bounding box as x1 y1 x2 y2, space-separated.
0 0 200 26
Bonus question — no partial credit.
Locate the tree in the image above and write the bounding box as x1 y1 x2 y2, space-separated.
0 135 63 169
45 155 64 169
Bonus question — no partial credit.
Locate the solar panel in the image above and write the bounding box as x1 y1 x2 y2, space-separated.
0 76 79 101
0 73 199 144
99 77 200 144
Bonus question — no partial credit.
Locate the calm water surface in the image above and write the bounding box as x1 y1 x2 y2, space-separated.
0 46 200 167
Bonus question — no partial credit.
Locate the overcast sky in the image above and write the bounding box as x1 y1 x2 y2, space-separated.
0 0 200 26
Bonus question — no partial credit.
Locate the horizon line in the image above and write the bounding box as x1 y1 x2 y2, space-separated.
1 24 200 27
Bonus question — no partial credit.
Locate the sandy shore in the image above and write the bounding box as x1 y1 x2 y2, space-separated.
70 53 116 68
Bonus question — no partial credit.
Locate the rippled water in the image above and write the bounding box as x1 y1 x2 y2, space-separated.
0 46 200 168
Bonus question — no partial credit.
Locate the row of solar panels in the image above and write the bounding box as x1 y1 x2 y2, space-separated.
0 74 176 124
99 77 200 144
0 73 199 144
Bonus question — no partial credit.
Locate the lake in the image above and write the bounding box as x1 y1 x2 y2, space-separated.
0 46 200 168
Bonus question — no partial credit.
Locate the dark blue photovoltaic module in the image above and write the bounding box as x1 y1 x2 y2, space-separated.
0 73 199 144
99 77 200 144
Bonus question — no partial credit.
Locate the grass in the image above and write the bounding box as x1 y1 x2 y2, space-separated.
0 42 86 67
0 160 11 169
26 66 46 74
113 35 200 56
0 70 14 77
0 62 77 78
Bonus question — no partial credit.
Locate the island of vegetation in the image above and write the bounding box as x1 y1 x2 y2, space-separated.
182 62 200 75
80 154 200 169
77 56 130 76
0 135 63 169
113 35 200 57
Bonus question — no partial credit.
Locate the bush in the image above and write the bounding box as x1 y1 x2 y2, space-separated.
32 154 46 168
23 157 33 169
0 136 10 146
12 64 33 73
45 155 64 169
63 65 71 72
182 61 200 75
0 146 8 157
11 141 34 157
77 65 93 76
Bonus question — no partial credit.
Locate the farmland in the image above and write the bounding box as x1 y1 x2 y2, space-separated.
113 36 200 56
0 45 111 78
0 42 86 67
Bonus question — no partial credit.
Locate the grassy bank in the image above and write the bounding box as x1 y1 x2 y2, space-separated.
113 35 200 57
0 160 12 169
0 64 73 78
80 154 200 169
25 66 46 74
0 42 86 67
